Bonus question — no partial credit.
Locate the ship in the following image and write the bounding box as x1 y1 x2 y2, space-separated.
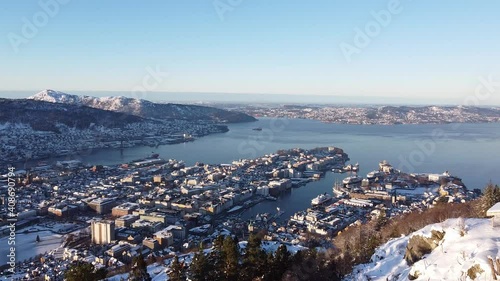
311 193 332 205
343 163 359 172
352 163 359 172
333 180 348 197
252 127 263 131
342 176 362 186
366 170 383 180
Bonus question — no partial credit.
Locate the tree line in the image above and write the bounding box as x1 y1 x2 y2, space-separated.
169 233 341 281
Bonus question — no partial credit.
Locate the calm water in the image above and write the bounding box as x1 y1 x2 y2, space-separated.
41 118 500 220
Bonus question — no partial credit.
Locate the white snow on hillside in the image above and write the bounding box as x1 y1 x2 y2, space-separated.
345 218 500 281
30 90 143 108
29 89 76 103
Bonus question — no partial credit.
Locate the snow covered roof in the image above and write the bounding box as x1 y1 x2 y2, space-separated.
486 202 500 216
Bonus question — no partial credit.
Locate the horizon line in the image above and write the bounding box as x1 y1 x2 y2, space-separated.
1 89 499 107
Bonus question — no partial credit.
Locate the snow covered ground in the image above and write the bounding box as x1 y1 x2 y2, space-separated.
345 218 500 281
0 230 64 265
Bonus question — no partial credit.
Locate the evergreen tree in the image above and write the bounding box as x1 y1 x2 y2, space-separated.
65 262 107 281
482 183 500 215
190 247 210 281
221 236 240 281
207 235 226 280
36 235 41 243
272 244 291 280
213 235 224 251
169 255 186 281
129 253 152 281
242 234 267 280
284 249 341 281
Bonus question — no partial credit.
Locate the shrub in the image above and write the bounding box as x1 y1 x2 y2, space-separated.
404 230 445 265
467 264 484 280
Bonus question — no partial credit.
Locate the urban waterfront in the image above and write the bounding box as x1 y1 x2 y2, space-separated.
24 117 499 223
41 118 500 189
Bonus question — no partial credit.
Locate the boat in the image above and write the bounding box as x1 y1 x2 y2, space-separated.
352 163 359 172
343 163 359 172
333 188 347 197
332 168 345 173
311 193 332 205
252 127 263 131
333 180 348 197
366 170 383 180
342 176 362 186
274 207 285 219
265 196 277 201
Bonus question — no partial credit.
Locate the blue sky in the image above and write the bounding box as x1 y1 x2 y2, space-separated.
1 0 500 104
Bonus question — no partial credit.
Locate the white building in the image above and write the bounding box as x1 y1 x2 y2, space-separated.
91 220 115 245
486 202 500 227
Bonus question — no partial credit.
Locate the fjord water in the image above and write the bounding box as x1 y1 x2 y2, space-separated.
44 118 500 219
73 118 500 188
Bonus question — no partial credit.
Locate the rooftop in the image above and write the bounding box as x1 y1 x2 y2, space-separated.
486 202 500 216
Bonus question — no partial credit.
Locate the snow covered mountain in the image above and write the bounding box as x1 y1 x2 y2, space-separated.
345 218 500 281
29 90 257 123
0 98 144 132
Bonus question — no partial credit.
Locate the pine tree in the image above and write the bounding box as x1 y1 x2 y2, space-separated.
65 262 107 281
169 255 186 281
222 236 239 281
36 235 41 243
242 234 267 280
482 183 500 215
190 247 210 281
213 235 224 251
207 235 226 280
129 253 152 281
261 251 274 280
272 244 291 280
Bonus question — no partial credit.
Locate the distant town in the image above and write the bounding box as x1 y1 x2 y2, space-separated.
222 104 500 125
0 119 226 166
0 146 479 280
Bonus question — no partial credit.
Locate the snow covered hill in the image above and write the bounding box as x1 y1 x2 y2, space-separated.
345 218 500 281
29 89 257 123
0 98 144 132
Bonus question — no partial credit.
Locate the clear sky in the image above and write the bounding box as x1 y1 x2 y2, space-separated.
1 0 500 104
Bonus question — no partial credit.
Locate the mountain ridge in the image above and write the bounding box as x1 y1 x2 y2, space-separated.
29 89 257 123
0 98 146 132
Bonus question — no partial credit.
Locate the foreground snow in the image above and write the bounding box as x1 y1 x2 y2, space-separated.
345 218 500 281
